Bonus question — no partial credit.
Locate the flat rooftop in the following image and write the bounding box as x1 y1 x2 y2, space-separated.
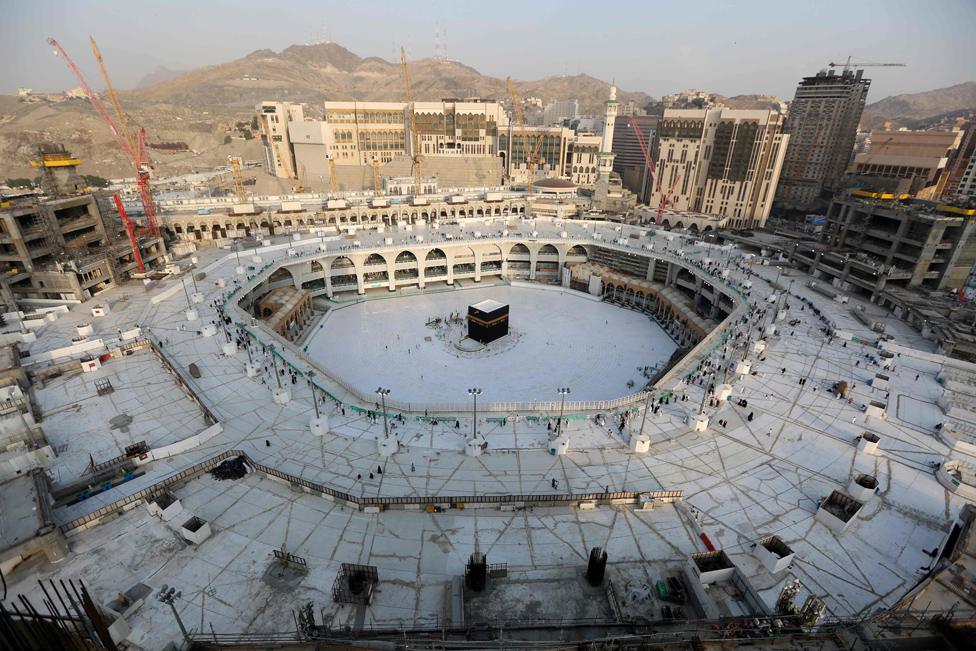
469 298 507 312
0 473 43 553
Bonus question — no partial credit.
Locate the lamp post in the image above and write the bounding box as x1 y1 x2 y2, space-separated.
181 277 191 310
556 387 571 436
309 370 320 419
269 344 281 389
637 388 654 441
376 387 391 438
156 585 190 643
467 388 482 439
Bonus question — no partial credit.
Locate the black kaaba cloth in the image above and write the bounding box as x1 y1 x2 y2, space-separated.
467 299 509 344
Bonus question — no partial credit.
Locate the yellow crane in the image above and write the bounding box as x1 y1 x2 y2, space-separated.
228 156 248 202
400 47 423 198
506 76 544 194
292 163 307 193
327 157 338 197
371 158 383 195
89 36 136 157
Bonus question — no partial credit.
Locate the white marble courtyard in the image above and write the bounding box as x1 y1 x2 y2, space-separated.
4 219 973 647
307 284 676 405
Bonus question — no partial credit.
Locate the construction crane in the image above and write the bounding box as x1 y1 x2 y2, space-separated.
327 157 338 198
828 58 906 72
506 77 545 195
90 36 135 157
228 156 248 202
628 117 681 225
113 194 144 273
371 158 383 195
400 47 423 198
48 37 160 239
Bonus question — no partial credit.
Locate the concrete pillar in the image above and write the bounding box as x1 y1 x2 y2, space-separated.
529 249 538 280
646 258 656 281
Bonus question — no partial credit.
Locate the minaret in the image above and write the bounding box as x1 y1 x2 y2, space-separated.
598 83 618 181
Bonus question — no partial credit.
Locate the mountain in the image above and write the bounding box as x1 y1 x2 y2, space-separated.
124 41 649 114
861 81 976 129
0 40 650 181
136 65 186 88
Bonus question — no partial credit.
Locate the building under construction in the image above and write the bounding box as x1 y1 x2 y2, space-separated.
0 145 166 310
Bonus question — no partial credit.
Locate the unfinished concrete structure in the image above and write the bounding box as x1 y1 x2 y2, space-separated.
0 192 165 308
822 190 976 291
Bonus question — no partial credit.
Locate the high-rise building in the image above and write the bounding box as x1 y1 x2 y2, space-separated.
776 69 871 211
942 122 976 201
611 115 657 202
649 108 789 228
542 99 579 126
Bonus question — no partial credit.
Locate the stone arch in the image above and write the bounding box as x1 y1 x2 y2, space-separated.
310 260 325 274
538 244 559 257
674 221 685 230
395 251 417 264
425 248 447 262
329 256 355 272
365 252 388 266
268 266 296 286
566 245 587 257
509 243 530 256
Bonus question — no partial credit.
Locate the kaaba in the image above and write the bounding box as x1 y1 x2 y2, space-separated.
467 299 510 344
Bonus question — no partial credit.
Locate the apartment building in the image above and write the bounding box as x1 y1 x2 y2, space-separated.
943 122 976 202
648 108 789 228
255 101 307 179
776 69 871 211
611 114 657 202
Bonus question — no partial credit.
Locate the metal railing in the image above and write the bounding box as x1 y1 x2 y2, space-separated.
58 448 683 530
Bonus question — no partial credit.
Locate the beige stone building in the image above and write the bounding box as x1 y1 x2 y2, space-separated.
649 108 789 228
848 129 964 197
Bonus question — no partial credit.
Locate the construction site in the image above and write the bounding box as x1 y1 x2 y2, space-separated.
2 27 976 651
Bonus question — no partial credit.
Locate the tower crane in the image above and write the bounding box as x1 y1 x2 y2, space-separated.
371 158 383 195
828 58 906 72
228 156 248 202
90 36 136 157
628 117 681 225
327 157 338 198
506 77 545 195
400 47 423 199
48 37 160 239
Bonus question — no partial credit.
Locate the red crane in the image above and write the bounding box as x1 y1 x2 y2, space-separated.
47 37 160 239
113 194 144 272
629 117 681 226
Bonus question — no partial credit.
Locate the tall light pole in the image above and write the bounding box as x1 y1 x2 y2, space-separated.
309 370 320 419
181 277 191 310
556 387 571 436
467 388 482 439
156 585 190 643
269 344 281 389
637 388 654 441
376 387 391 438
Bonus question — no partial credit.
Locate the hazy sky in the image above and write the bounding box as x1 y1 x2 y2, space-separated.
3 0 974 102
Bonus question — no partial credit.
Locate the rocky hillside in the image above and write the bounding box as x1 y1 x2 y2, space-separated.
124 41 649 113
861 81 976 129
0 41 648 182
